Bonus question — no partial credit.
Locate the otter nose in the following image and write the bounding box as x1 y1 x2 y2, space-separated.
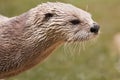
90 23 100 34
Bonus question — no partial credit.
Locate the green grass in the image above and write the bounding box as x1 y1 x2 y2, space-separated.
0 0 120 80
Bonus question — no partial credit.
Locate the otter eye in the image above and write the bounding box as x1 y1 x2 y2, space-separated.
70 19 80 25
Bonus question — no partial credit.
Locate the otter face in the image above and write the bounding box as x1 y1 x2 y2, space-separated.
30 2 100 42
64 14 100 42
49 3 100 42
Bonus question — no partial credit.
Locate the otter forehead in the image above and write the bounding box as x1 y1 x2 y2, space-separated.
39 2 91 16
36 2 93 24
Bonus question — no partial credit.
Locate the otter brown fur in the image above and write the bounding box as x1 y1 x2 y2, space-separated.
0 2 100 79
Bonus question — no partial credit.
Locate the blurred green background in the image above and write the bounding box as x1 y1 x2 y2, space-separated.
0 0 120 80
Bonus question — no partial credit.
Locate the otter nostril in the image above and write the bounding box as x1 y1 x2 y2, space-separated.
90 23 100 34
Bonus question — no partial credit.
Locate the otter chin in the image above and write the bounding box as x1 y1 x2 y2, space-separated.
0 2 100 79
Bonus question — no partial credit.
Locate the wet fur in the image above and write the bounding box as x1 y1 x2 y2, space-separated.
0 2 97 78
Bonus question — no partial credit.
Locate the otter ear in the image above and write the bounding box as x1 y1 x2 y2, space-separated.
44 13 54 21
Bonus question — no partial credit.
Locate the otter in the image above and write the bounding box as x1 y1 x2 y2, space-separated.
0 2 100 79
0 15 9 25
0 15 8 21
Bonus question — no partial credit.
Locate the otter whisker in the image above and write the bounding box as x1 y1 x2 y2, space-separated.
75 42 81 55
64 42 72 57
63 42 68 56
63 42 72 57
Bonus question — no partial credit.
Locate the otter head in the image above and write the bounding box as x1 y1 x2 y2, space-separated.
28 2 100 43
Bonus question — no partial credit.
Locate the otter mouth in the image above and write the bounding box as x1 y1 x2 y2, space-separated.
66 31 99 43
66 23 100 42
77 23 100 42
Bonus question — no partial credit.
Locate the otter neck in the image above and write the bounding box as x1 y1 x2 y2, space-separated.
16 13 63 64
0 13 63 78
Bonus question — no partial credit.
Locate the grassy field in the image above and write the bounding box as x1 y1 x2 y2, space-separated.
0 0 120 80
